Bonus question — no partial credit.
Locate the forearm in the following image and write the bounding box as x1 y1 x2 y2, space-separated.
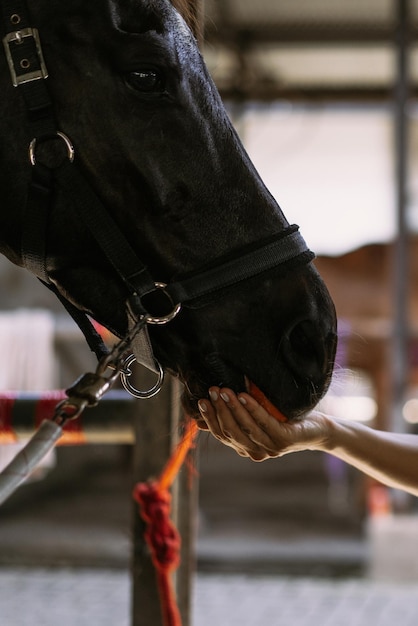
319 416 418 497
198 388 418 493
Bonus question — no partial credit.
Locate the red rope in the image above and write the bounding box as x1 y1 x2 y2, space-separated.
0 394 17 443
132 420 199 626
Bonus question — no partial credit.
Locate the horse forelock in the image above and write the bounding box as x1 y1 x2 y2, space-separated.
170 0 200 37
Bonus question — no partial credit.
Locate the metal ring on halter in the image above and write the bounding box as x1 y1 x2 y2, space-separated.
120 353 164 399
29 131 75 166
145 282 181 325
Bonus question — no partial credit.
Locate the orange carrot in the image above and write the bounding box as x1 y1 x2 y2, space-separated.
248 381 288 422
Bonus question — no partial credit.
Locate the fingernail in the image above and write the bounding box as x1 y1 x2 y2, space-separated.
209 390 218 402
198 400 208 413
220 392 230 402
238 396 247 405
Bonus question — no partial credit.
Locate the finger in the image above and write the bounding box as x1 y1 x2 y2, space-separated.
209 387 259 446
247 450 272 462
200 388 261 458
236 393 277 432
199 388 279 460
211 388 278 458
198 390 241 446
221 390 280 452
197 395 223 440
195 414 209 431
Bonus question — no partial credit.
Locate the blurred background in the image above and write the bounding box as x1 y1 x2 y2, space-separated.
198 0 418 581
1 1 418 620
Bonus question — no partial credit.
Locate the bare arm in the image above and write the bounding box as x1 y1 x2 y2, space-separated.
197 387 418 497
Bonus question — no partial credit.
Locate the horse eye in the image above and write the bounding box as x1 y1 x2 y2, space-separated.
126 69 164 93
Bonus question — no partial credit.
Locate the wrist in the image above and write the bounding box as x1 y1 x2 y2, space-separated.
310 412 338 453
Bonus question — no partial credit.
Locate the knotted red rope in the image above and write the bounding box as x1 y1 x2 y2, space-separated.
132 420 199 626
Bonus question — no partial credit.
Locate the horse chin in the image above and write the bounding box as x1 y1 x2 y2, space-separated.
178 355 332 422
176 359 247 419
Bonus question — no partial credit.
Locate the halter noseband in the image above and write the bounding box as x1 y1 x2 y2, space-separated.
1 0 315 395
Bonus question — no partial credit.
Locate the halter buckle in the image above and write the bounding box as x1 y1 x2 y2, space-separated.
3 27 48 87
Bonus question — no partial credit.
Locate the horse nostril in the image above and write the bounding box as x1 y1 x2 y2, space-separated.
284 319 327 380
288 320 317 359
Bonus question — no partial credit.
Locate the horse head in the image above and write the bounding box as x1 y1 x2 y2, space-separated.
0 0 337 421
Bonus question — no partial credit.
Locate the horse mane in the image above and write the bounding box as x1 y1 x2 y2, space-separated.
170 0 201 39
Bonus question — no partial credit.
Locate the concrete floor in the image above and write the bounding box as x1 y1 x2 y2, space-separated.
2 568 418 626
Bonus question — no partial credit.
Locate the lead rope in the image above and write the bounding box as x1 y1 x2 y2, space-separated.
0 316 149 505
133 419 199 626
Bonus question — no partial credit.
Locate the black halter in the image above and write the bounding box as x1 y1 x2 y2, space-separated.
1 0 314 366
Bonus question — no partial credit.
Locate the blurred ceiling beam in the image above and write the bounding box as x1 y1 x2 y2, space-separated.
216 84 418 103
205 2 418 102
204 22 418 45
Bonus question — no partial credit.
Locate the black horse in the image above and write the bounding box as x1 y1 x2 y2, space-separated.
0 0 337 422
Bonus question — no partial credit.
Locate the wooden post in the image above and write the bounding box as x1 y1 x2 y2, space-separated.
131 373 181 626
131 3 203 625
391 0 410 437
130 374 198 626
390 0 411 510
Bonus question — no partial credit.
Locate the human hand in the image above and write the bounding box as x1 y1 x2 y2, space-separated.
197 387 331 461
